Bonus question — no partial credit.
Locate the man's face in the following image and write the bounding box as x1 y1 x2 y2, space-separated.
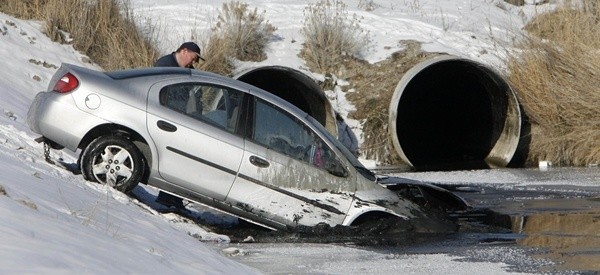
181 49 199 68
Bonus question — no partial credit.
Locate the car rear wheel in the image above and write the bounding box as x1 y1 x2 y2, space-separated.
80 135 144 193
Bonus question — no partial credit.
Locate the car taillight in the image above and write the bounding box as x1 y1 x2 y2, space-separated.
53 73 79 93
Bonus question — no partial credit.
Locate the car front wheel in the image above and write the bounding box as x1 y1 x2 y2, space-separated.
80 135 144 193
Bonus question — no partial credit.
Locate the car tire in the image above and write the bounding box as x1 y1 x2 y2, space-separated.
80 135 145 193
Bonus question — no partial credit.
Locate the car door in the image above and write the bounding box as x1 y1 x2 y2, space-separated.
227 96 356 227
146 78 244 201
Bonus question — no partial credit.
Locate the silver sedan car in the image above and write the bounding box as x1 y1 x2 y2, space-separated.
28 63 466 230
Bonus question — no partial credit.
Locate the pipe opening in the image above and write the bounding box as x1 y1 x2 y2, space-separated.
389 56 521 171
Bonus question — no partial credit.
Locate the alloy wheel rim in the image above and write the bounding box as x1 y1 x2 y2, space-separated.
91 145 134 187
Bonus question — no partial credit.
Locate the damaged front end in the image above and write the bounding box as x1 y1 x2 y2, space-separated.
377 175 470 212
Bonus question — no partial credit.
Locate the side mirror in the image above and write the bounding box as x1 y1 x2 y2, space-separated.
327 159 348 178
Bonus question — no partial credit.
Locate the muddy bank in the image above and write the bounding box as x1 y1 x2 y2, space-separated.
204 213 461 246
197 203 513 247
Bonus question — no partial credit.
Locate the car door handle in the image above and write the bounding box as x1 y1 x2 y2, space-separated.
249 155 270 168
157 120 177 132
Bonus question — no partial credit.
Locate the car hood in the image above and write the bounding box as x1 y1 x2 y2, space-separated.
377 175 470 211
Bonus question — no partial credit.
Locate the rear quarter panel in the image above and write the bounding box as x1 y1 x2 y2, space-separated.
28 91 108 151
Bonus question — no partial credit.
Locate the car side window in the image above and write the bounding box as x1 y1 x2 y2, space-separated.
159 83 243 133
252 99 344 173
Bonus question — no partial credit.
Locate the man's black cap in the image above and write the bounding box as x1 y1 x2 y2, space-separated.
178 42 205 61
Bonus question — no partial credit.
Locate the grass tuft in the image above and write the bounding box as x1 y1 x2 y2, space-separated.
199 1 276 76
0 0 159 70
300 0 369 74
507 2 600 166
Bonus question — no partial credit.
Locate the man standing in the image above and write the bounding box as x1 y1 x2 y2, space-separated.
153 42 204 213
155 41 204 68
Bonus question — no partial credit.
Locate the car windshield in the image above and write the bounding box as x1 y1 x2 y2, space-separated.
304 115 376 181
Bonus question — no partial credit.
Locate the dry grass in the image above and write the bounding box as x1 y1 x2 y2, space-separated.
300 0 369 74
198 35 235 76
0 0 43 19
507 2 600 166
199 1 276 76
0 0 159 70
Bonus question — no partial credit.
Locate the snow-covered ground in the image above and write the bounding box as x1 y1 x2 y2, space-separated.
0 0 589 273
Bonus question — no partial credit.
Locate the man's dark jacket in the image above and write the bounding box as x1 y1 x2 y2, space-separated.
154 53 178 67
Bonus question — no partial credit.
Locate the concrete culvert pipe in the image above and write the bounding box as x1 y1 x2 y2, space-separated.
388 55 521 171
235 66 337 136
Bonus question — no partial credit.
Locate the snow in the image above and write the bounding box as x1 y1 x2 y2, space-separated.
233 244 520 274
0 0 577 274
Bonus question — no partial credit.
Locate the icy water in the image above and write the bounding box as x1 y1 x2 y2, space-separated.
509 199 600 272
217 168 600 274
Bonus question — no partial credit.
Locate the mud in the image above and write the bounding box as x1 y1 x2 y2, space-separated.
200 188 465 246
205 214 459 247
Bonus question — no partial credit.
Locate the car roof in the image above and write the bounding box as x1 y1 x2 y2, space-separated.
105 67 274 98
105 66 229 80
64 64 313 126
